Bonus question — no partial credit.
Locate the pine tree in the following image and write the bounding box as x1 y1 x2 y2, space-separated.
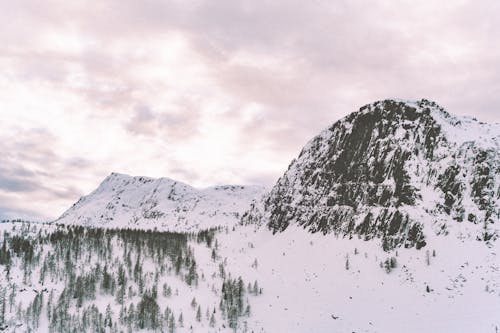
178 312 183 327
126 303 136 329
237 277 244 313
163 283 172 298
105 304 113 327
0 288 6 328
219 263 225 279
196 306 202 322
186 261 198 286
390 257 397 269
168 313 175 333
209 313 216 327
253 281 259 295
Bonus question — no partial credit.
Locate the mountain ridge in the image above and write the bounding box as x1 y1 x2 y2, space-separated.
56 172 267 232
243 98 499 250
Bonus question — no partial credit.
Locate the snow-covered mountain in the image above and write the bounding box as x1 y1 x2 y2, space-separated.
2 99 499 333
246 99 500 251
56 173 266 231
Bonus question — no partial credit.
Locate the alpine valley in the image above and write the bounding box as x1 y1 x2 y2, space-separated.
1 99 499 333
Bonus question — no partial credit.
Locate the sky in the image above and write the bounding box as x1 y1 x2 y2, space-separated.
1 0 500 220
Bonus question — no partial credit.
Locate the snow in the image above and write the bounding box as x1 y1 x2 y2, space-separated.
216 224 500 333
2 219 498 333
259 98 500 244
55 173 267 232
2 99 499 332
431 108 500 150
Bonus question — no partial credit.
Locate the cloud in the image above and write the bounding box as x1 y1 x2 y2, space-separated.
126 105 157 136
0 0 500 220
0 173 39 193
126 100 201 140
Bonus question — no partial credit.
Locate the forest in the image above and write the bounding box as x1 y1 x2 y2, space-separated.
0 222 260 332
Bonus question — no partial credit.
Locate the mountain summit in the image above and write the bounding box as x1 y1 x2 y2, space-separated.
56 173 266 231
248 99 499 250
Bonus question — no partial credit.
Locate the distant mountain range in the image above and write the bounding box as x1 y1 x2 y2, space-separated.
56 172 266 232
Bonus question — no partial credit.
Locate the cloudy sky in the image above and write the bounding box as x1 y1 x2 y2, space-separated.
1 0 500 220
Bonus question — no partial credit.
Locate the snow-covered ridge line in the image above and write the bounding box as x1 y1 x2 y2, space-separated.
252 98 500 249
360 99 499 149
56 172 268 232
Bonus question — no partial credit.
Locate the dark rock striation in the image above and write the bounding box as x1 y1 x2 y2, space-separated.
245 99 500 250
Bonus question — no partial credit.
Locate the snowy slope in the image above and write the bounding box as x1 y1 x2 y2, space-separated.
216 223 500 333
56 173 267 232
2 99 500 333
1 219 499 333
249 99 500 250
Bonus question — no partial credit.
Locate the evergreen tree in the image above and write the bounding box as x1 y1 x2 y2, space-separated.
245 304 251 316
105 304 113 327
209 313 216 327
178 312 183 327
168 313 175 333
186 261 198 286
237 277 245 313
253 281 259 295
0 288 6 328
163 283 172 297
196 305 202 322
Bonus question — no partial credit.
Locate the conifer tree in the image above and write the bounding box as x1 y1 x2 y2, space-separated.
209 313 216 327
196 305 202 322
253 281 259 295
105 304 113 327
168 313 175 333
178 312 183 327
0 288 6 328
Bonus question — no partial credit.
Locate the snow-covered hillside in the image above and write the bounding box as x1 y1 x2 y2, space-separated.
217 224 500 333
1 220 499 333
0 222 261 333
56 173 266 232
2 99 499 333
249 99 500 250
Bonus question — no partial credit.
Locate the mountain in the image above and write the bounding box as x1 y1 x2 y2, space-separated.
1 99 500 333
245 99 500 250
56 172 266 231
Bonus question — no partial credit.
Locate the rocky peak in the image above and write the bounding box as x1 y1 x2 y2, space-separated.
247 99 499 250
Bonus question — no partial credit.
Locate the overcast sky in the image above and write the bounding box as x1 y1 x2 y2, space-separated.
1 0 500 220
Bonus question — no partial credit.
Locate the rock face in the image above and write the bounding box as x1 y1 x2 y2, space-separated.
249 99 499 250
56 173 266 232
